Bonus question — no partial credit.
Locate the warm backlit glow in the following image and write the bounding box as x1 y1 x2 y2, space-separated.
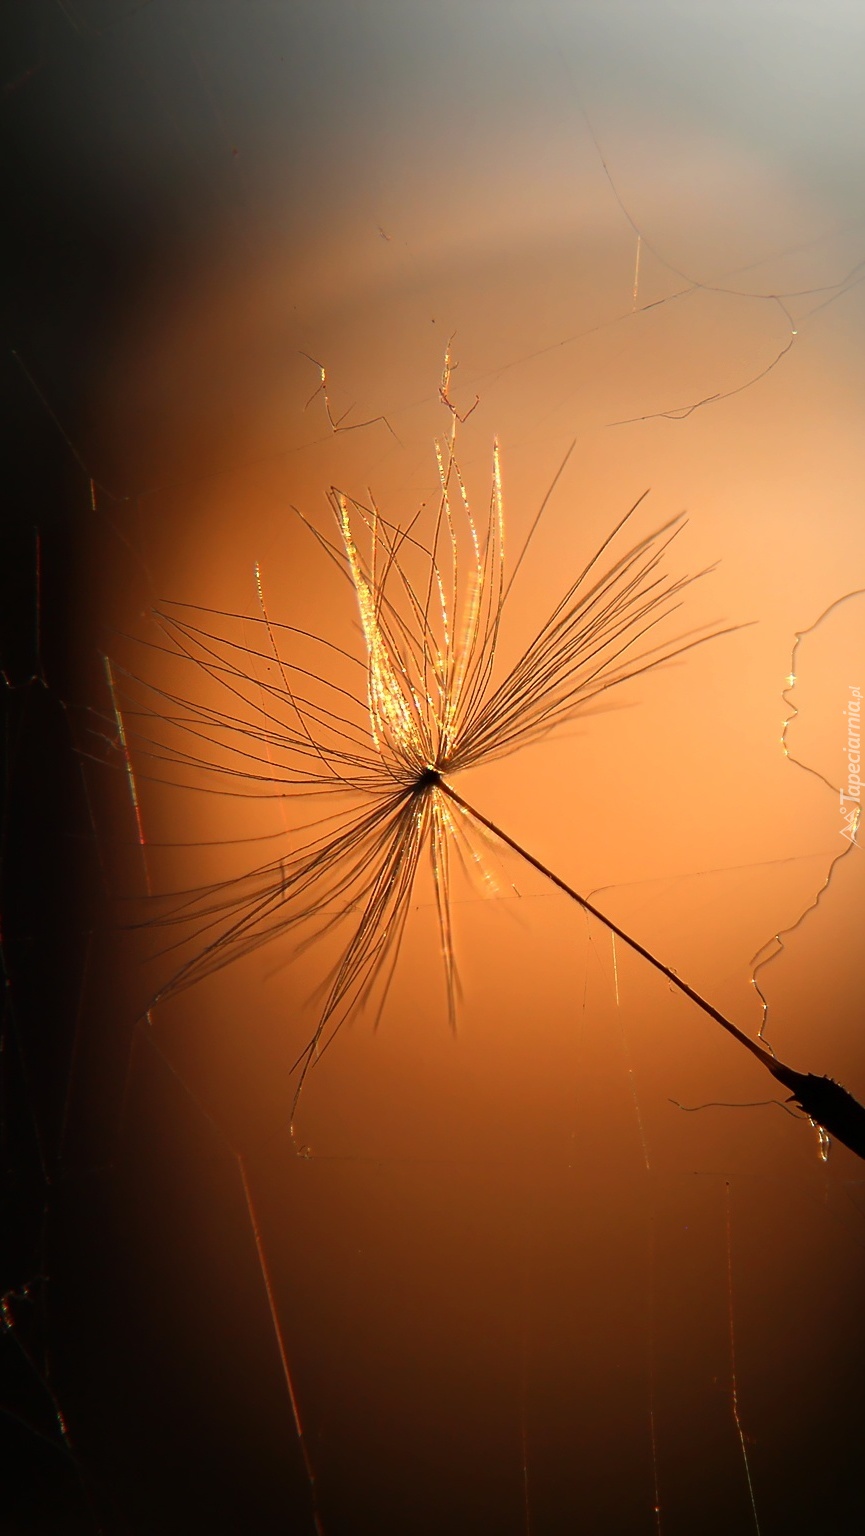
126 407 736 1124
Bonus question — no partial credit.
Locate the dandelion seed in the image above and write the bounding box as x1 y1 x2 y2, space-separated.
116 404 865 1162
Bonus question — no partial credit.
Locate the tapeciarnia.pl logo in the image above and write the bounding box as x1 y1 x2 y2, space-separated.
840 685 861 844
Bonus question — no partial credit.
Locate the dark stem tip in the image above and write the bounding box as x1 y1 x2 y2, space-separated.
770 1067 865 1161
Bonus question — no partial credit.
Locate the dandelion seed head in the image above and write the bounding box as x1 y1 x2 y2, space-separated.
123 400 736 1115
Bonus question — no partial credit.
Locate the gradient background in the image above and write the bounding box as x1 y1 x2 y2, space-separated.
3 3 865 1533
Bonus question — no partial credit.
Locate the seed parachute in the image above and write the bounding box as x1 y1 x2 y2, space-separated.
110 405 865 1161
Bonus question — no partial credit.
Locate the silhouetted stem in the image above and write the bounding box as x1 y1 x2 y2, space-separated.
440 780 865 1161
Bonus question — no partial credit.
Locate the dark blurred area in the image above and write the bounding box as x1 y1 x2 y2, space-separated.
1 6 318 1531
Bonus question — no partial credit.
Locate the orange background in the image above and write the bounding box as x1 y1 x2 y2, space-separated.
31 4 865 1530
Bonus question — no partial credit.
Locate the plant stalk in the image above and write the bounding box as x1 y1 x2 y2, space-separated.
439 779 865 1161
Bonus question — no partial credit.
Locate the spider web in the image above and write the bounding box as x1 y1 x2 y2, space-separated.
3 4 865 1533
